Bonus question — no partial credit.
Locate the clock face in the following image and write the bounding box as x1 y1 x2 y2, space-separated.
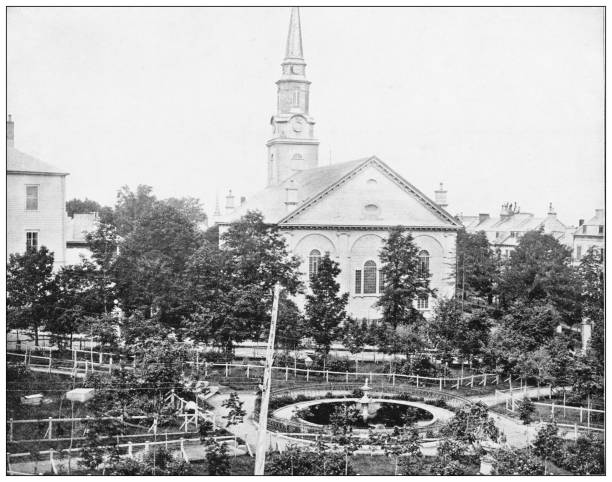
292 117 305 133
291 65 300 74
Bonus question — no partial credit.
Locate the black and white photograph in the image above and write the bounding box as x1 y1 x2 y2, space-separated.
5 5 605 476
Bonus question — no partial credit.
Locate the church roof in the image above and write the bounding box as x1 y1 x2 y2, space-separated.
229 158 367 223
7 146 68 176
225 156 461 228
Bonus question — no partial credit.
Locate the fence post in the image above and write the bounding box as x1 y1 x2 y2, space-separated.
306 369 309 382
144 440 150 454
326 371 329 383
551 402 555 419
9 418 14 442
286 366 289 381
48 352 52 373
456 378 460 390
470 375 474 387
439 378 442 391
48 417 53 439
574 423 578 439
99 351 103 365
392 374 395 386
346 371 349 383
225 363 229 378
416 375 419 387
483 374 487 387
128 442 133 458
580 407 583 423
496 374 500 385
184 413 189 432
246 365 250 378
109 356 113 374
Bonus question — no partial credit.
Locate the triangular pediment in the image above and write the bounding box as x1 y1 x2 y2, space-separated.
279 157 461 229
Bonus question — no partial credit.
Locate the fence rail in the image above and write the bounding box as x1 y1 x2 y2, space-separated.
7 349 499 392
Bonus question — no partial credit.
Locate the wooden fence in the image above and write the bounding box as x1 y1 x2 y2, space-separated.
7 348 500 392
6 435 245 475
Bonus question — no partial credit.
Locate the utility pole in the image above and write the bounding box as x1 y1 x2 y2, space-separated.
254 283 282 475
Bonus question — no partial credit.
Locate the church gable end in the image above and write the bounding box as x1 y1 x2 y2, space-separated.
280 158 460 229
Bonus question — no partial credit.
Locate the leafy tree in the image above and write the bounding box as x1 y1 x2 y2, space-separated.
455 228 499 305
219 210 302 345
204 438 231 475
377 226 435 328
532 422 562 471
305 254 348 357
440 402 499 444
500 230 580 323
276 293 306 351
113 203 205 328
66 197 113 221
164 196 207 225
558 434 605 475
265 444 355 475
112 185 158 237
429 299 491 364
203 224 220 245
108 448 192 475
7 247 57 345
341 317 367 356
495 447 545 475
516 397 536 424
500 300 561 351
221 392 246 427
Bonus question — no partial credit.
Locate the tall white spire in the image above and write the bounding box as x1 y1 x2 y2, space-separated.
285 7 304 61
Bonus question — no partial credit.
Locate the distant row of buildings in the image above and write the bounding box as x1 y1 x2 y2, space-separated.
7 114 604 275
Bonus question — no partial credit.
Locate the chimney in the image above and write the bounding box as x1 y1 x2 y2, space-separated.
7 114 14 148
500 203 514 220
225 189 235 213
285 180 298 212
547 202 556 216
240 196 246 207
578 219 584 227
478 213 490 224
595 208 604 218
434 183 448 209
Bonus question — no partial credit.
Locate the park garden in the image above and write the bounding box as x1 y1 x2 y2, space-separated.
6 186 605 475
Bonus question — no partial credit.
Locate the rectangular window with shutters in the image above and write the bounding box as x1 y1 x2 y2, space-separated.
378 270 385 293
355 269 362 294
26 231 38 251
26 185 38 210
576 246 582 260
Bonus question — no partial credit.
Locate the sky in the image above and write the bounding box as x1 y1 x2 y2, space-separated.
7 6 604 225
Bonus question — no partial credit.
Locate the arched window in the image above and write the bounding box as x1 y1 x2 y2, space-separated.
417 295 429 310
363 260 377 294
309 249 321 279
418 250 430 277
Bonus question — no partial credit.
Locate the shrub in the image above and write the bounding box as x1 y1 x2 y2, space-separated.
516 398 536 424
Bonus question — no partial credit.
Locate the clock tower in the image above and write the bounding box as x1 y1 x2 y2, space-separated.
266 7 319 186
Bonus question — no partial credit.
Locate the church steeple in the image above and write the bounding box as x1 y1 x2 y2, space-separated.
266 7 319 187
285 7 303 61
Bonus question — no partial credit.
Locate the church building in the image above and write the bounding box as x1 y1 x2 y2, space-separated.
217 8 459 320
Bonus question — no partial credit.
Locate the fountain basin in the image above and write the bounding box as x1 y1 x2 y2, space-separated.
272 398 449 431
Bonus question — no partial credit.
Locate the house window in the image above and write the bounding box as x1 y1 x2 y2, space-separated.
378 269 385 293
363 260 377 294
355 269 362 294
418 250 430 277
576 246 582 260
599 225 604 234
26 231 38 251
308 249 321 279
417 295 429 310
26 185 38 210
